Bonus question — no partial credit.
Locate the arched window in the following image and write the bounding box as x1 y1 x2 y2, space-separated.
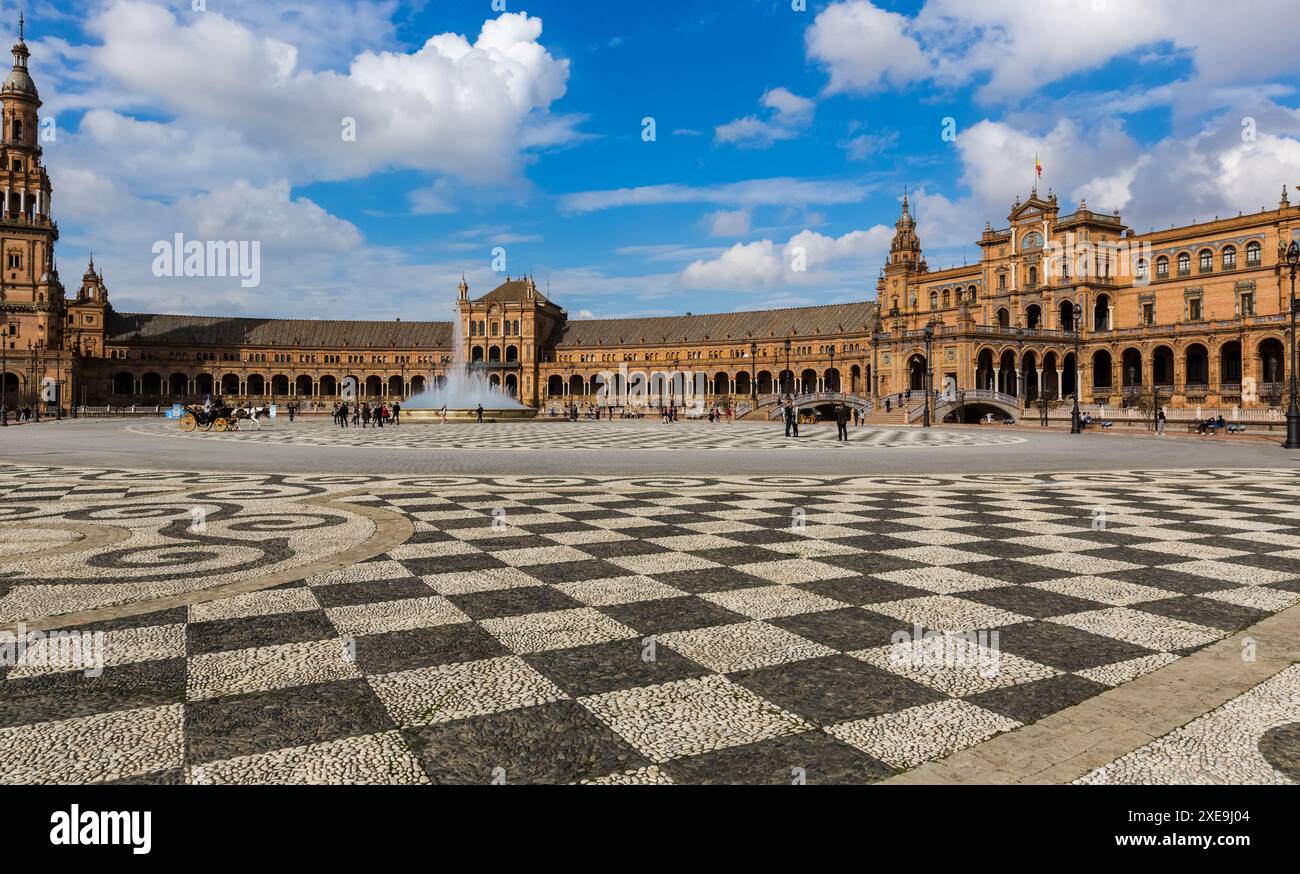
968 286 977 302
1246 241 1261 266
1198 249 1212 272
1222 246 1236 269
1177 252 1190 275
1136 259 1147 280
930 291 938 309
1027 265 1038 288
942 290 950 308
1156 256 1169 278
1022 232 1043 250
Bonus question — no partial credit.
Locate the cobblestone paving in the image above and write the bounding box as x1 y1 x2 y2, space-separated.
1 464 1298 784
126 420 1028 451
1078 664 1300 785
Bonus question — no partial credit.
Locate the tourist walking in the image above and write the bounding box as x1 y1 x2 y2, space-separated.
783 400 798 438
1156 409 1167 437
361 404 371 428
836 403 850 442
392 402 401 426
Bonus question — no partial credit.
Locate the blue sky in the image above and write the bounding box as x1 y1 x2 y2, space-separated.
16 0 1300 320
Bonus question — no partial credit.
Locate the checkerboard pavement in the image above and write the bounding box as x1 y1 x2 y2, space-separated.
3 473 1299 784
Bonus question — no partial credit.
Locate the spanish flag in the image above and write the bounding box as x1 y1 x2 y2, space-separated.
1035 153 1043 179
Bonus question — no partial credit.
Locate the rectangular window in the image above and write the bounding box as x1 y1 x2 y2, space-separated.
1142 303 1155 325
1241 293 1255 317
1188 299 1202 321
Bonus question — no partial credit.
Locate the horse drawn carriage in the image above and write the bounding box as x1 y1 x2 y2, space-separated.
178 400 269 433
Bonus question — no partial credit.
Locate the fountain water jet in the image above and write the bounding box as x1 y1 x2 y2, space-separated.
402 304 537 421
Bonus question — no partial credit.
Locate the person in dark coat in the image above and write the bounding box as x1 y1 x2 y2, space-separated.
783 400 798 438
835 403 850 442
476 404 484 423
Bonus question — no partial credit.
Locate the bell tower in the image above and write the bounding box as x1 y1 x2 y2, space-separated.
877 193 927 314
0 12 62 355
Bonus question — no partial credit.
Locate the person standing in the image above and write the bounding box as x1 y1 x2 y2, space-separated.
476 404 484 423
783 400 796 438
361 404 371 428
392 402 401 426
836 403 850 442
1156 409 1167 437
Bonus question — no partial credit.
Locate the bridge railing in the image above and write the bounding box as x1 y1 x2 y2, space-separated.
764 392 874 420
905 390 1022 423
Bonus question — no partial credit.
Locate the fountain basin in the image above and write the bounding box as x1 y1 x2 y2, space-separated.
403 407 539 424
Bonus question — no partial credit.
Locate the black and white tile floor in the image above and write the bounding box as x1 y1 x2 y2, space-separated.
127 420 1028 451
2 465 1298 784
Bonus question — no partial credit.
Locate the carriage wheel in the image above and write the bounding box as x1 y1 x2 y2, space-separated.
180 413 197 433
214 418 229 433
198 420 214 432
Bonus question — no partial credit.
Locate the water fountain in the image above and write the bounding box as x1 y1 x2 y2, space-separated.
402 306 537 422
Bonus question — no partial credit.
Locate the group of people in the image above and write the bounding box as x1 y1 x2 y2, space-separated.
1193 414 1227 435
0 405 37 424
332 401 401 428
780 400 859 441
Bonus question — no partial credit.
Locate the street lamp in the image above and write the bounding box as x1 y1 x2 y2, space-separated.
828 345 836 394
749 341 757 403
1070 302 1084 434
922 323 934 428
1284 240 1300 449
783 336 792 397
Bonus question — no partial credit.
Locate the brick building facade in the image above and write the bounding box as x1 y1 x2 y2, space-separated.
2 29 1296 420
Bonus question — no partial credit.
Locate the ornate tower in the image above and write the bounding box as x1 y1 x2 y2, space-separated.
877 194 927 314
66 256 108 359
0 13 62 356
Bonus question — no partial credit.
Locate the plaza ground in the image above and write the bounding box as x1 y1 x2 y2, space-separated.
0 418 1297 784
